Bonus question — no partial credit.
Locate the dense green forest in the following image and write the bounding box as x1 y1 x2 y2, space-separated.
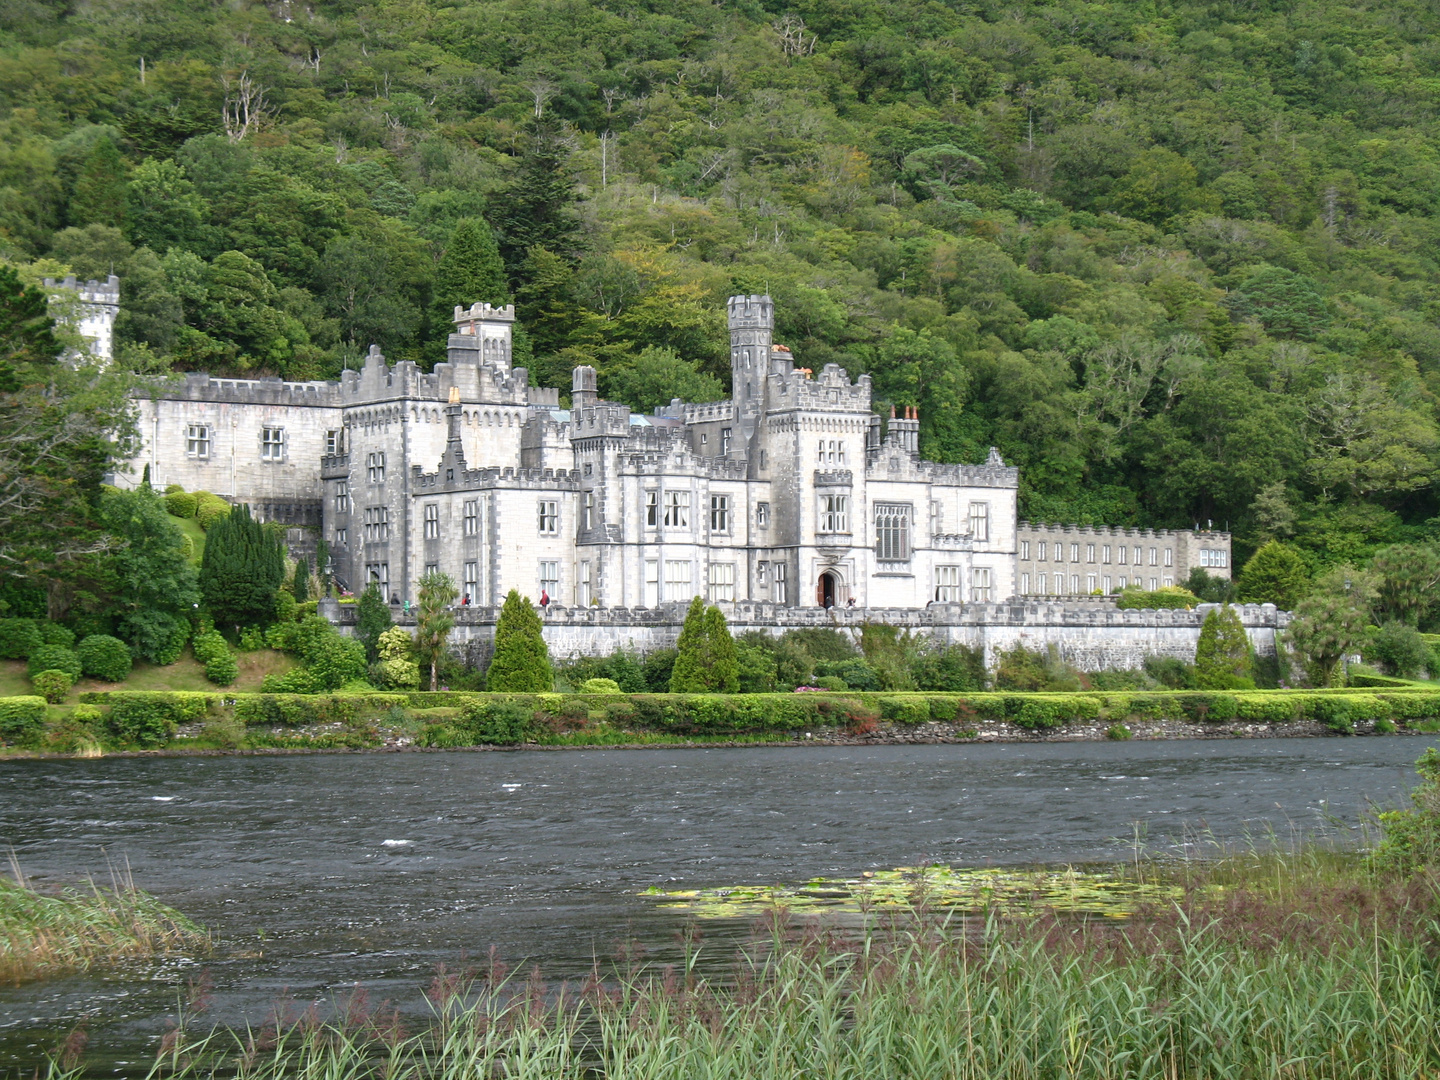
4 0 1440 568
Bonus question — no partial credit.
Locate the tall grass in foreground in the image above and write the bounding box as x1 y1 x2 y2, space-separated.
1 857 207 983
107 865 1440 1080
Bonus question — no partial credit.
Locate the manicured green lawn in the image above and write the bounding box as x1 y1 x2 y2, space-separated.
1 648 295 702
171 514 206 565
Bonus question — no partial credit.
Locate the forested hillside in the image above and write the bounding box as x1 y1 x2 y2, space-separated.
4 0 1440 567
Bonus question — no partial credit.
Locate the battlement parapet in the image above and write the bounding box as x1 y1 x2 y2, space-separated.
320 453 350 478
1019 520 1232 542
814 469 853 487
682 400 735 424
145 371 345 406
44 274 120 303
411 462 582 491
452 302 515 324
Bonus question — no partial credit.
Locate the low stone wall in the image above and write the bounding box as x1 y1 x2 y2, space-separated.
322 600 1286 672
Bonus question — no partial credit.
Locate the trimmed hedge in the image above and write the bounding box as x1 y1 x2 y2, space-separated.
76 634 133 682
0 695 47 740
2 686 1431 751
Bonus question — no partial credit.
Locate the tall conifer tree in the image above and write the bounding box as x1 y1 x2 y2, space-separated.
487 589 552 691
669 596 709 692
431 217 508 334
198 503 285 629
704 605 739 693
70 136 128 230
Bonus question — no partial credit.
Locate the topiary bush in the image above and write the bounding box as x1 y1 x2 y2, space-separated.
580 677 622 694
0 696 47 741
204 652 240 686
26 645 81 680
39 622 75 648
191 629 230 665
196 494 232 530
164 490 198 518
75 634 133 682
0 618 42 660
31 669 73 704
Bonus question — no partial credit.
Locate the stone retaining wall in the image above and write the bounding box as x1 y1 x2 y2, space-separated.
322 600 1285 671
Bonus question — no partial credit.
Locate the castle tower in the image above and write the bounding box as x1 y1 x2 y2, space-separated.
448 302 515 372
44 275 119 363
727 294 773 439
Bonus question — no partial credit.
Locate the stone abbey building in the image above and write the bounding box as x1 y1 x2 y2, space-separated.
117 292 1236 645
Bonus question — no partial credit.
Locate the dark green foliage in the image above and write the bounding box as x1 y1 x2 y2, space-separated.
0 696 47 741
69 135 128 229
291 558 311 602
1144 655 1197 690
1227 268 1329 340
1195 606 1255 690
262 615 367 692
355 582 392 663
75 634 132 682
432 218 508 335
199 504 284 629
99 486 200 659
450 699 535 745
704 606 739 693
31 669 72 703
0 619 42 659
991 645 1051 692
1237 543 1312 611
415 571 458 692
27 645 80 680
1183 570 1235 605
39 623 74 647
203 652 239 687
1374 749 1440 875
604 347 725 415
669 597 709 693
486 589 552 692
1371 546 1440 627
1286 593 1371 687
118 610 188 666
782 629 856 662
1369 623 1431 679
815 658 882 691
911 643 987 692
642 648 678 692
494 115 584 273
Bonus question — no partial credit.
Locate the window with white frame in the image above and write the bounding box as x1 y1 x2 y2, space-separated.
1103 575 1113 593
664 560 692 602
538 500 559 535
972 567 993 602
463 500 478 537
1087 573 1097 593
335 481 349 514
335 528 347 546
757 501 769 527
1037 541 1047 561
708 562 735 602
1117 545 1128 565
1163 575 1173 587
818 494 848 533
1102 545 1112 563
186 424 210 458
1118 575 1128 590
1200 548 1229 568
816 440 825 464
1164 547 1174 566
539 560 559 596
1071 543 1080 562
423 503 439 539
969 502 989 541
363 506 389 541
366 562 389 596
1021 572 1031 594
1149 547 1158 566
772 563 787 604
1133 546 1142 565
874 503 911 561
325 429 341 455
577 561 593 606
934 565 963 603
424 562 438 577
261 427 285 462
645 491 659 527
1087 544 1096 563
582 491 595 531
1149 577 1158 590
710 494 729 533
1071 574 1081 593
367 452 386 483
463 562 478 602
644 560 659 607
664 491 690 528
1021 541 1030 560
721 428 732 454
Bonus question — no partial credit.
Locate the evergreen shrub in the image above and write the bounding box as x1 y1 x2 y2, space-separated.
75 634 133 682
164 491 198 518
27 645 81 680
580 678 622 694
204 652 240 686
196 494 231 530
879 696 931 724
0 618 42 659
191 630 229 665
40 623 75 647
0 696 46 740
487 590 552 692
31 669 72 703
105 692 213 747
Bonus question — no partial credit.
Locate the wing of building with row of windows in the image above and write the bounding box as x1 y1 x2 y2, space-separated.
115 294 1228 612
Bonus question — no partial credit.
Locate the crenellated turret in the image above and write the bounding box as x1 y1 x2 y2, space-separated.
728 294 773 439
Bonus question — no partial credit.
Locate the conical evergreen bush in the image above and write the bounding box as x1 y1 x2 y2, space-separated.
487 589 552 692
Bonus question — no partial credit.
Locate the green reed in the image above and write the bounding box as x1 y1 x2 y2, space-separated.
1 856 206 983
88 878 1439 1080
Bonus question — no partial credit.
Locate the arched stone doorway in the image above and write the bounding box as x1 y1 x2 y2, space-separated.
817 571 839 609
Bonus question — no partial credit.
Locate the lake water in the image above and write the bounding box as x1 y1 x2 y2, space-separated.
2 736 1436 1072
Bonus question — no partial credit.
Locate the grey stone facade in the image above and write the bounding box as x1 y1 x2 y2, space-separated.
117 292 1252 667
1015 522 1232 599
